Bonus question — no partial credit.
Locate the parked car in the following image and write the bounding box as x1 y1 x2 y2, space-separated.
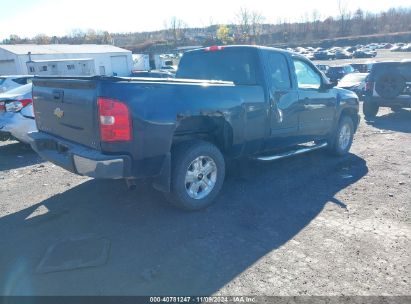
28 45 359 210
326 65 355 83
345 46 357 53
335 50 352 59
353 50 377 58
363 61 411 118
303 53 315 61
338 73 369 100
316 64 330 73
400 43 411 52
0 83 36 143
351 62 375 73
0 75 33 93
130 70 175 78
159 66 177 72
313 51 335 60
390 44 404 52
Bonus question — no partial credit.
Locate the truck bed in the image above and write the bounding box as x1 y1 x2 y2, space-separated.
32 76 235 151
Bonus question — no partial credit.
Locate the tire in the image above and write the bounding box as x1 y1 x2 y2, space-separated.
328 116 354 156
0 133 11 141
363 100 379 119
375 73 406 99
165 140 225 211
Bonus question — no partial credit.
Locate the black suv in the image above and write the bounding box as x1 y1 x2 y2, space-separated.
326 65 355 83
363 61 411 118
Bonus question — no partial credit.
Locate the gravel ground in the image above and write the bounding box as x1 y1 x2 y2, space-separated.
0 108 410 296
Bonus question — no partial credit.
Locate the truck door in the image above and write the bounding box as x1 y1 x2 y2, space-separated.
263 51 300 148
292 58 336 140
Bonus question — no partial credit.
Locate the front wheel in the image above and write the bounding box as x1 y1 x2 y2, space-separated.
329 116 354 156
166 140 225 211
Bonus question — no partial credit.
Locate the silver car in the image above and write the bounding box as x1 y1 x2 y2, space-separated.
0 83 37 144
0 75 33 93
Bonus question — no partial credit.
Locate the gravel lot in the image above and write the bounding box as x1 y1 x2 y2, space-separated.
0 107 410 296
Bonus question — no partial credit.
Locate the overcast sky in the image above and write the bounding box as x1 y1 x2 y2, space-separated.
1 0 410 40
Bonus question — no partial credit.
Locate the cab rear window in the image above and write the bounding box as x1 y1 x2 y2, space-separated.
177 48 259 85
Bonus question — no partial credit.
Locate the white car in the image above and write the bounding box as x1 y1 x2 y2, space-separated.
0 83 36 143
337 73 369 100
0 75 33 93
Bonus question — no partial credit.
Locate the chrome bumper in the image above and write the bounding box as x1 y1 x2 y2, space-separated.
28 131 131 179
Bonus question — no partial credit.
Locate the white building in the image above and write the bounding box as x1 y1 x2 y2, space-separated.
0 44 133 76
27 58 96 76
132 54 150 71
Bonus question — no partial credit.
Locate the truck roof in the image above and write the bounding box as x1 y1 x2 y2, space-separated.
186 45 295 56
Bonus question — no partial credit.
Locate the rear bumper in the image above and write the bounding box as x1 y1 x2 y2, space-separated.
365 95 411 108
0 112 37 144
28 131 132 179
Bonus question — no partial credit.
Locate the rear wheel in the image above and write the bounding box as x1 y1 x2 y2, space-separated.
0 133 11 141
375 73 406 99
166 140 225 211
328 116 354 156
363 100 379 119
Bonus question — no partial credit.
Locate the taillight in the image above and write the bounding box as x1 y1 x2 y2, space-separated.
205 46 224 52
98 97 132 142
5 99 32 112
365 81 374 93
0 102 5 112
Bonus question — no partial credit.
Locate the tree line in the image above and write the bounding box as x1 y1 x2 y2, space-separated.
2 5 411 51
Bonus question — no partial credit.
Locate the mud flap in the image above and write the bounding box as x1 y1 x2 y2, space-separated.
152 152 171 193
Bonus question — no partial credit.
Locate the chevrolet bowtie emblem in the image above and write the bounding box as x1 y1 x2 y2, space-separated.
54 107 64 118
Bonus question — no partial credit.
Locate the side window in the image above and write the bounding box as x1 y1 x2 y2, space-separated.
12 78 27 85
293 59 321 90
265 52 291 91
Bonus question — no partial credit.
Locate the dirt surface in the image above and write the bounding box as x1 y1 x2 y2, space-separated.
0 108 410 296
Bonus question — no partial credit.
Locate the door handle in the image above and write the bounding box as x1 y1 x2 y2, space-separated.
52 90 64 102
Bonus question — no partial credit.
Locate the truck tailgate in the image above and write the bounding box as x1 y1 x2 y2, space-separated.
33 78 100 150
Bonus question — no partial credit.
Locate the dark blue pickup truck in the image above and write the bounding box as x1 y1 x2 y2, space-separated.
29 46 360 210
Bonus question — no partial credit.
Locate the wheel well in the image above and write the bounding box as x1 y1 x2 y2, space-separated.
172 116 233 153
339 108 359 130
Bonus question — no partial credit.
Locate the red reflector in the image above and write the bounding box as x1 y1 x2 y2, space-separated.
365 81 374 92
19 99 32 108
98 97 132 142
205 46 224 52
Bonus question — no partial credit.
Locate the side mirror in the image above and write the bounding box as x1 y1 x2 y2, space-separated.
322 80 337 90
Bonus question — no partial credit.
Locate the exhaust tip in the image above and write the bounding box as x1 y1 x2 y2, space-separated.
125 178 137 190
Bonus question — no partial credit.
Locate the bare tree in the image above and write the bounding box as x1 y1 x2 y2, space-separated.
236 7 251 43
9 34 22 43
236 8 264 44
166 17 187 47
34 34 50 44
311 10 321 38
250 11 265 44
338 0 351 35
